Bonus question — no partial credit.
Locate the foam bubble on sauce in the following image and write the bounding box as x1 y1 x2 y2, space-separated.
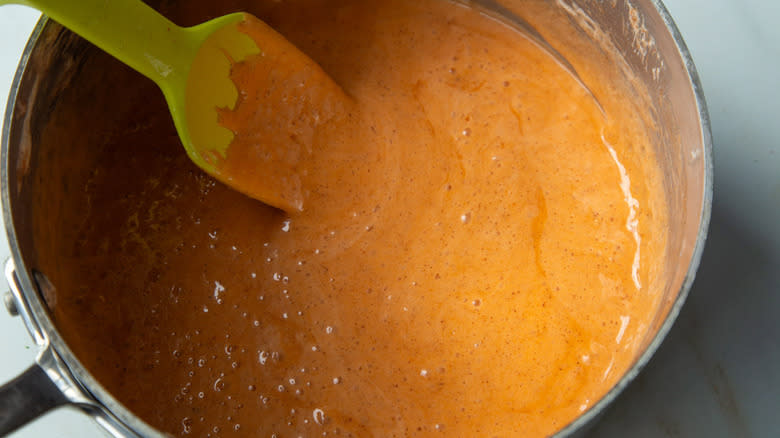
213 281 225 304
181 417 192 434
313 408 326 425
213 377 225 392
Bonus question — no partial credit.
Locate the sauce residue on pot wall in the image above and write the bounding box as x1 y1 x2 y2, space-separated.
42 0 668 436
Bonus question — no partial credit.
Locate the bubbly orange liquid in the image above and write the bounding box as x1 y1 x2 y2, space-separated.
45 0 668 436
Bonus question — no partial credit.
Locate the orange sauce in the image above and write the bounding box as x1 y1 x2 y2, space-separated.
45 0 668 436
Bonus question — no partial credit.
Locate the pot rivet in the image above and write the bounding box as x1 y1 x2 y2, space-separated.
3 292 19 317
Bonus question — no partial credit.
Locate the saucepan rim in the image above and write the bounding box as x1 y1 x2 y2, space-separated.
0 0 712 436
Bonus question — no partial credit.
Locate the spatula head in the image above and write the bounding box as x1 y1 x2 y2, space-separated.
176 13 308 213
183 13 260 168
174 13 346 213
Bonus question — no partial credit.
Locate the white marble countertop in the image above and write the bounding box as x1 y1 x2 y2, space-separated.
0 1 778 436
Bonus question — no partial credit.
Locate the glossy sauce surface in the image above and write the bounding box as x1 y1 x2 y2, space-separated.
44 0 668 436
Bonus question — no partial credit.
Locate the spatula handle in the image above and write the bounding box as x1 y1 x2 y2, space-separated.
0 0 196 88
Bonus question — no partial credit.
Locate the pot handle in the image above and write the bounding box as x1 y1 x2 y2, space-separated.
1 259 145 437
0 362 67 436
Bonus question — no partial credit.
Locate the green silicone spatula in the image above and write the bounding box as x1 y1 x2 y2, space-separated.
2 0 306 212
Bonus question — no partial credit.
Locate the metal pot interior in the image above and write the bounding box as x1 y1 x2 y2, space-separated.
2 0 711 436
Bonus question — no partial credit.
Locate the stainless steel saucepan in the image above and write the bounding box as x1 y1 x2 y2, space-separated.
0 0 712 436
